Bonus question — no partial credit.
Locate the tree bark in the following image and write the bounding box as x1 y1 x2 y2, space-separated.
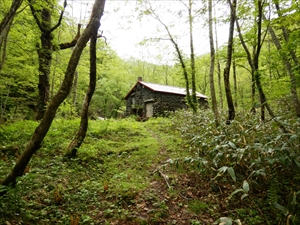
208 0 220 126
188 0 197 110
265 15 300 117
1 0 106 187
65 32 98 158
0 0 23 36
233 0 288 132
29 0 68 120
273 1 299 67
146 2 196 112
223 0 236 123
0 0 23 71
214 5 223 109
233 48 237 108
72 71 79 107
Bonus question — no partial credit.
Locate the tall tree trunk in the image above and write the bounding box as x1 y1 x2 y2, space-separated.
233 49 238 108
273 1 299 67
208 0 220 126
265 16 300 117
0 19 12 72
72 70 79 108
223 0 236 123
146 2 196 112
30 0 81 120
65 32 97 158
0 0 23 71
29 0 67 120
214 6 223 109
36 26 52 120
1 0 106 187
188 0 197 110
0 0 23 35
233 0 288 132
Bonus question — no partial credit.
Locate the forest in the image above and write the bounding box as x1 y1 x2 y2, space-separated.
0 0 299 224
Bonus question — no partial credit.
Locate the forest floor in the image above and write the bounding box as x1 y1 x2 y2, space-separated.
0 116 289 224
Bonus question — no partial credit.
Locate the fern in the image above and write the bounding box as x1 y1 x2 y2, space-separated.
267 180 281 205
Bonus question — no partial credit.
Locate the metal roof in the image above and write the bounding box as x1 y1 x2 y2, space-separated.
124 81 208 99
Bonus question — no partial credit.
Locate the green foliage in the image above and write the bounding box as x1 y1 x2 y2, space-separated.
0 117 179 224
188 199 208 215
169 109 300 223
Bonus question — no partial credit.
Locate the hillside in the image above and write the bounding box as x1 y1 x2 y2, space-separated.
0 110 300 224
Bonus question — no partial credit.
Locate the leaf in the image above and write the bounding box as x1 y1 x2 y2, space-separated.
228 141 237 149
144 10 151 15
290 134 298 141
272 202 288 215
242 180 250 193
227 167 236 182
293 159 300 168
228 188 244 199
241 193 248 200
212 166 228 180
219 217 233 225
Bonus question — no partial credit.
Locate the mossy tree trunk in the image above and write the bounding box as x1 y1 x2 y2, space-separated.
65 31 98 158
208 0 220 126
1 0 106 187
223 0 236 123
0 0 24 71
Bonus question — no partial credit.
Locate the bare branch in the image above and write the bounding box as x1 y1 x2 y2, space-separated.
56 23 81 50
49 0 68 33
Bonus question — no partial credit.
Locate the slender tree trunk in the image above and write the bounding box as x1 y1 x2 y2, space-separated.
234 0 288 133
223 0 236 123
0 0 23 36
208 0 220 126
146 3 195 112
188 0 197 110
214 6 223 109
65 33 97 158
265 17 300 117
233 49 237 108
253 0 265 120
1 0 106 187
30 0 81 120
73 71 78 106
0 19 12 72
0 0 23 72
274 1 299 67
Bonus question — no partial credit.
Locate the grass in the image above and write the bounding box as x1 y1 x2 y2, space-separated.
0 117 185 224
0 111 299 224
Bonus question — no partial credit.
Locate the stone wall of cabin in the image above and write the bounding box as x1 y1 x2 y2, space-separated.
125 82 208 117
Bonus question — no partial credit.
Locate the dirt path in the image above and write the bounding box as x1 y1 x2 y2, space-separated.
113 127 217 224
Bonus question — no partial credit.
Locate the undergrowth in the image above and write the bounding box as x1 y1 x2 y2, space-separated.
0 110 299 224
167 109 300 224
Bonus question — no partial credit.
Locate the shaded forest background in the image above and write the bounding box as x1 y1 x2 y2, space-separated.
1 0 299 121
0 0 300 224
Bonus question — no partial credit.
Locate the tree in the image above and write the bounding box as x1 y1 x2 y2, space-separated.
0 0 24 71
1 0 106 187
223 0 236 122
29 0 82 120
233 0 288 132
208 0 220 126
213 4 223 110
29 0 66 120
141 0 198 112
65 30 98 158
262 1 300 117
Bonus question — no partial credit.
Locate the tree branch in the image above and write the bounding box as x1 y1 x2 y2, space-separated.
28 0 44 32
49 0 67 33
56 23 81 50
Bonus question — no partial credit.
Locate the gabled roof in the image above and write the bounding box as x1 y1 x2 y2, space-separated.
124 81 208 100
